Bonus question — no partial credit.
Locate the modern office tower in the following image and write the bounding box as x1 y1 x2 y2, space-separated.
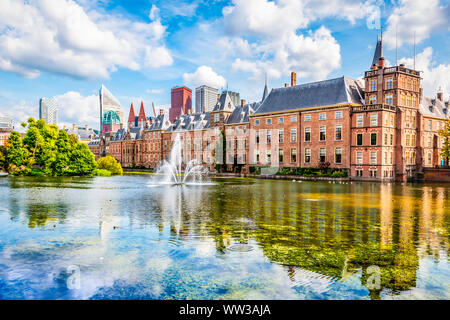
0 117 14 147
223 91 240 108
39 98 58 125
99 85 124 133
195 85 218 113
169 86 192 122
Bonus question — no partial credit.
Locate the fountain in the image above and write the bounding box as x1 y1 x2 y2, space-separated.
153 134 210 186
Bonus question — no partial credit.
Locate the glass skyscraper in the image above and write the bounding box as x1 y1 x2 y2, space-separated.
39 98 58 125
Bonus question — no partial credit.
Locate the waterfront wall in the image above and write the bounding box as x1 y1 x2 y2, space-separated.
423 168 450 182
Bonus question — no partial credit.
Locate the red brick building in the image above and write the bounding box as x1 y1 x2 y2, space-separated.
169 86 192 123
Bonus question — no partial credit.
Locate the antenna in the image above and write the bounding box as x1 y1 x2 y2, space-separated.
413 31 416 70
396 24 398 66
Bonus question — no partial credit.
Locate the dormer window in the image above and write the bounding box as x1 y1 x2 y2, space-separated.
429 106 433 112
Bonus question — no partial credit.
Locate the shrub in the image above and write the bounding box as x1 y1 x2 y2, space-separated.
94 169 112 176
97 155 123 175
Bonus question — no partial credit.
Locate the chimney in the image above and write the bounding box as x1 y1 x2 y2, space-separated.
284 83 289 88
437 92 443 102
291 72 297 87
378 57 385 68
72 124 77 130
120 123 123 129
160 109 164 115
85 124 89 131
371 64 377 71
241 99 246 107
400 63 405 67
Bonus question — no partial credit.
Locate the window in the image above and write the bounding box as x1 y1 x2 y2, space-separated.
370 114 378 126
305 127 311 142
291 128 297 142
428 120 432 131
335 148 342 164
385 94 393 105
255 119 260 126
215 114 220 122
406 134 410 146
304 114 311 121
356 169 363 177
291 115 297 122
255 130 259 144
319 113 326 120
305 148 311 163
357 133 363 146
256 150 260 163
335 125 342 140
320 126 326 141
384 152 388 165
370 170 377 178
266 149 271 163
357 151 363 164
370 79 377 91
279 149 284 163
357 115 364 127
390 134 393 145
369 96 377 104
386 78 393 90
278 117 284 124
335 111 343 119
319 148 326 162
371 133 377 146
267 130 271 144
428 152 432 165
428 136 432 148
291 148 297 163
384 133 388 145
278 129 284 143
370 151 377 164
266 118 272 125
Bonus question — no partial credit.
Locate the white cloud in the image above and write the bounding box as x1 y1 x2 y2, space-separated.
183 66 227 89
0 0 173 79
384 0 448 48
399 47 450 98
55 91 99 128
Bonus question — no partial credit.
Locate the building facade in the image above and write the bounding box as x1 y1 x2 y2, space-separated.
39 98 58 125
0 117 14 147
169 86 192 123
195 85 218 113
89 38 448 181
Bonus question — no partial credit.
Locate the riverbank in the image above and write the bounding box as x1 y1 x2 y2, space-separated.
212 172 350 181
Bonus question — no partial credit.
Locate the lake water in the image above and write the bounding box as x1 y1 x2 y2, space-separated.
0 175 448 300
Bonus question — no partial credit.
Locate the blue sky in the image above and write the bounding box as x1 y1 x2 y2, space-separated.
0 0 448 130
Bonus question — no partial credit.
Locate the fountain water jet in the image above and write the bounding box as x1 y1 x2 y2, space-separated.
153 134 210 185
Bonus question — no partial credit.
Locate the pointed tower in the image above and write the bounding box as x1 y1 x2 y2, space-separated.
127 103 135 129
371 31 384 67
138 101 147 127
262 73 269 102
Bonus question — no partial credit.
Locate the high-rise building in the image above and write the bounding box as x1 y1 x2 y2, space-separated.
223 91 240 108
99 85 124 133
195 85 218 113
0 117 13 147
39 98 58 125
169 86 192 122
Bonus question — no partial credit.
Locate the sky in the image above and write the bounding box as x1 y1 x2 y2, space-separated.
0 0 449 131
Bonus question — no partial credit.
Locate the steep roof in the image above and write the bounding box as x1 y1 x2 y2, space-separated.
254 76 364 115
372 37 384 67
165 112 210 132
149 113 171 131
262 76 269 102
420 96 449 119
138 101 146 122
226 102 260 124
127 103 135 124
212 92 235 112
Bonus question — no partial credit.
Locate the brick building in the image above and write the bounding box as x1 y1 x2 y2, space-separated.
89 36 448 181
169 86 192 123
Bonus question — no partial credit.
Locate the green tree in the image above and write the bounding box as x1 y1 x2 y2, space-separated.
97 155 123 175
438 119 450 166
0 145 6 171
6 131 30 168
67 143 97 175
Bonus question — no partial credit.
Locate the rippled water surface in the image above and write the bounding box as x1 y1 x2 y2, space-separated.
0 176 449 300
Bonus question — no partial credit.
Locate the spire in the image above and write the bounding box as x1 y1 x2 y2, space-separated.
371 29 384 67
262 73 269 102
127 103 135 128
138 101 146 127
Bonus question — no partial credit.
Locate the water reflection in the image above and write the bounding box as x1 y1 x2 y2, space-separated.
0 176 448 299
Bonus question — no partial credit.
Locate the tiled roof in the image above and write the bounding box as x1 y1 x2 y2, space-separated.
226 102 259 124
420 96 449 119
165 112 210 132
254 76 364 115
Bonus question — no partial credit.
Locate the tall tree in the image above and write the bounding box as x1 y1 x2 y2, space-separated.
438 119 450 166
